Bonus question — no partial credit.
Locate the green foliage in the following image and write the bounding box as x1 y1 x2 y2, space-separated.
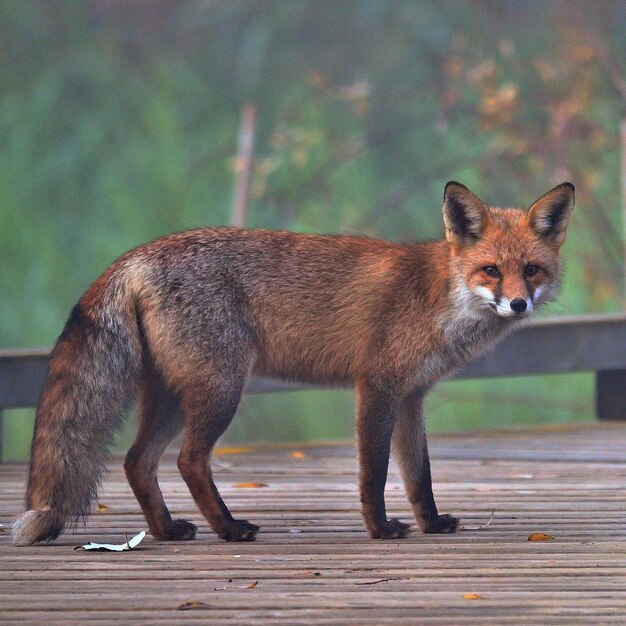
0 1 623 456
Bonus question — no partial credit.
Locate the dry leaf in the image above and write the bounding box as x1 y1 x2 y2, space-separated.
214 446 253 455
233 482 268 488
464 593 483 600
528 532 554 541
296 571 322 577
178 601 211 611
245 580 259 589
77 530 147 551
290 451 307 459
96 503 109 513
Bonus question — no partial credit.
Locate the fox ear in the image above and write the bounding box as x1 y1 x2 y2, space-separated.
527 182 575 247
442 181 490 247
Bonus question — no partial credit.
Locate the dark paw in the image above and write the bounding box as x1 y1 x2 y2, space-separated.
168 519 198 540
422 513 460 534
218 519 260 542
369 518 412 540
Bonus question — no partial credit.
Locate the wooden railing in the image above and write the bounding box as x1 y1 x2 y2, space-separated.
1 314 625 460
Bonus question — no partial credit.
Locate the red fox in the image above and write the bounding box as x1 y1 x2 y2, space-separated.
13 181 574 545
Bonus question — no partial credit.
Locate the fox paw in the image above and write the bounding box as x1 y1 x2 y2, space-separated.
369 518 413 540
218 519 260 542
169 519 198 540
422 513 460 534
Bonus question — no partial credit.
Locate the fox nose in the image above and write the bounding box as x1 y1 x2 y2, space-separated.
510 298 527 314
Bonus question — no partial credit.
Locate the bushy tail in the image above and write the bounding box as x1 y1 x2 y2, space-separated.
13 268 143 545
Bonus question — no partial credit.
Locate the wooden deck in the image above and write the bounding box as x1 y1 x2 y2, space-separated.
1 423 626 625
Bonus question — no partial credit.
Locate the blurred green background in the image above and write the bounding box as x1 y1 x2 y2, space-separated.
1 0 624 460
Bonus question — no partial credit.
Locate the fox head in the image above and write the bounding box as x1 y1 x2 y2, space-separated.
442 181 575 319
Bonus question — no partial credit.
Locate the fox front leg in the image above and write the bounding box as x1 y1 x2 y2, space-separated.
355 378 412 539
392 388 459 533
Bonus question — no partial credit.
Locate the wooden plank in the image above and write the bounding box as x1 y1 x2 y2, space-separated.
1 314 626 409
0 347 49 409
0 348 303 410
1 424 626 624
597 369 626 420
457 314 626 378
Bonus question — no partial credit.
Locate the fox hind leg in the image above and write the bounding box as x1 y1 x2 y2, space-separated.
392 389 459 534
177 371 259 542
124 372 196 541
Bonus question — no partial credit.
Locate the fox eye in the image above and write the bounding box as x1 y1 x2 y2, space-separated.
483 265 501 278
525 265 540 277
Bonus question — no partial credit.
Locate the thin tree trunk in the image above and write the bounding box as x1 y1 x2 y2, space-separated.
231 103 257 228
620 117 626 309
